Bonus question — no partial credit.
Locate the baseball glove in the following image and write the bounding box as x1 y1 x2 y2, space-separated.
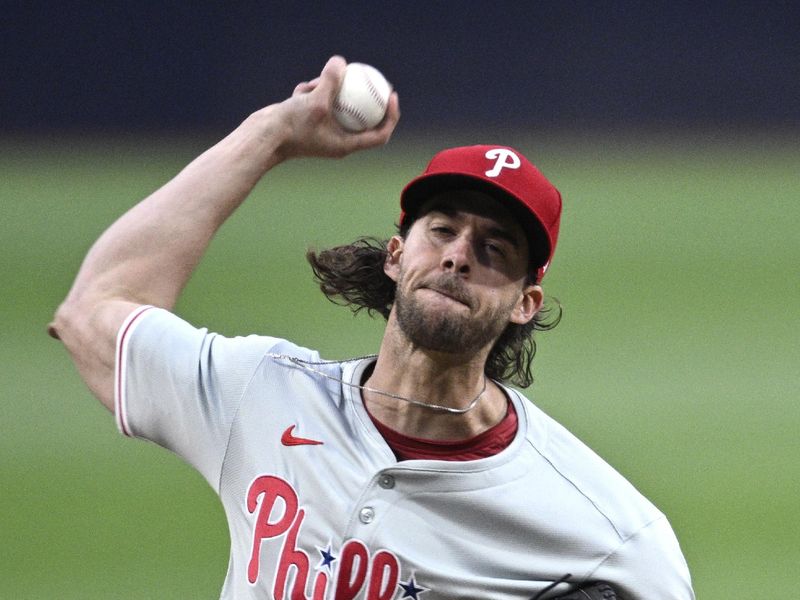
550 582 619 599
532 575 621 600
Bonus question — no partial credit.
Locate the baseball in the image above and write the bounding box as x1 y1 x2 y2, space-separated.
333 63 392 132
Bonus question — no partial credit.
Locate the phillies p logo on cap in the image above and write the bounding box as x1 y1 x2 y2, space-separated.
399 145 562 282
484 148 521 177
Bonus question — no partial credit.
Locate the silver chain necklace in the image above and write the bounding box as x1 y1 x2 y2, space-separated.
266 352 487 415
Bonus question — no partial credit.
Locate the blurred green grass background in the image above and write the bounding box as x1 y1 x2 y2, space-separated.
2 132 798 598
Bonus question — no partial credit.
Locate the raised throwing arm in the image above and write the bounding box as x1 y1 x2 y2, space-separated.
48 56 400 411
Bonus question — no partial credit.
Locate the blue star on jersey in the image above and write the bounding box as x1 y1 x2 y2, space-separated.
316 543 336 572
399 575 428 599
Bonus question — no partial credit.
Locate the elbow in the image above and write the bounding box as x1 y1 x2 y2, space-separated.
47 295 126 413
48 300 73 342
47 321 61 340
48 298 84 345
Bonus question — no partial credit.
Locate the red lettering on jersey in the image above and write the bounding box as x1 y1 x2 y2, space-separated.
335 539 369 599
368 550 400 600
247 476 298 584
335 541 401 600
312 570 329 600
274 508 311 599
247 476 330 599
246 474 407 599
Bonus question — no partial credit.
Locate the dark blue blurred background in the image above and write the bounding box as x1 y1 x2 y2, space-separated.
4 2 799 133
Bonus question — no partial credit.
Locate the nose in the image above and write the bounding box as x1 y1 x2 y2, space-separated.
441 236 473 275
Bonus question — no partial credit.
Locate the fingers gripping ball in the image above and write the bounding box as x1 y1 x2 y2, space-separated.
333 63 392 132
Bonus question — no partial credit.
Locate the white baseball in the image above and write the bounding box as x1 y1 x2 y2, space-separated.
333 63 392 132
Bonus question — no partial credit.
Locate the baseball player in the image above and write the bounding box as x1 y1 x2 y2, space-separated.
50 56 694 599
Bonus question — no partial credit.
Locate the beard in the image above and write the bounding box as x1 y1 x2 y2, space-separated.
393 273 513 355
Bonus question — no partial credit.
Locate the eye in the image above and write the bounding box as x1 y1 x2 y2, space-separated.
430 224 455 236
484 240 507 257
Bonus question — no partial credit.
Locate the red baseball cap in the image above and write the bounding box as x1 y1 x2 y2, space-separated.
399 145 562 282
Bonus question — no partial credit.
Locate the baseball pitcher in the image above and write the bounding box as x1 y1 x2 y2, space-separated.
50 56 694 599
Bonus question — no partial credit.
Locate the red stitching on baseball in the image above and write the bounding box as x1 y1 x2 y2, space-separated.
334 99 368 128
365 77 387 111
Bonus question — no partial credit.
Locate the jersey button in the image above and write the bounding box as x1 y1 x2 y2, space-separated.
359 506 375 524
378 474 395 489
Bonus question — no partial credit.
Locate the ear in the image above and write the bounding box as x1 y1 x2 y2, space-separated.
384 235 404 282
510 284 544 325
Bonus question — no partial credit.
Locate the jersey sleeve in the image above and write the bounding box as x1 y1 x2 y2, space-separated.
115 306 281 491
594 515 695 600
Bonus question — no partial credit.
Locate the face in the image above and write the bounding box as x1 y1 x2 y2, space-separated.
385 191 543 355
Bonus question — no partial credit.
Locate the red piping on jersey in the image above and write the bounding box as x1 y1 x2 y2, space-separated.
115 305 155 437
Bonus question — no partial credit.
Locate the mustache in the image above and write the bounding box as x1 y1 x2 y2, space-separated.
418 276 473 308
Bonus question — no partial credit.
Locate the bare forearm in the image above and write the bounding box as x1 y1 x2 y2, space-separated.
46 107 291 407
64 107 290 311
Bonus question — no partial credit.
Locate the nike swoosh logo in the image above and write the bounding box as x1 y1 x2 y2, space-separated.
281 425 324 447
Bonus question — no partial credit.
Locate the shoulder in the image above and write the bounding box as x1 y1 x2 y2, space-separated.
122 306 321 372
511 390 666 540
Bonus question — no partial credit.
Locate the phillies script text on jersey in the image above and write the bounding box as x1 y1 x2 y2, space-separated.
247 475 426 600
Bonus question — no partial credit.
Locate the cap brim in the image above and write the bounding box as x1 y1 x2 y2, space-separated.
400 173 552 269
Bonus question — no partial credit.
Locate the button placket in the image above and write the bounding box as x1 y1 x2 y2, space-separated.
359 506 375 524
346 471 400 535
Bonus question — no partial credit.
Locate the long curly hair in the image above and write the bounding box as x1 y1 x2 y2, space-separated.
306 236 561 388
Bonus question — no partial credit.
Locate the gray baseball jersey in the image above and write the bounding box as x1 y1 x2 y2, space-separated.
115 306 694 599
